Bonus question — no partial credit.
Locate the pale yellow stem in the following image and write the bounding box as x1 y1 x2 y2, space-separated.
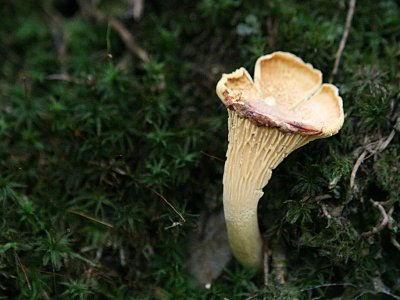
223 110 311 268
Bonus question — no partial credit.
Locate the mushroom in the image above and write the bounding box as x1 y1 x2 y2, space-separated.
216 52 344 268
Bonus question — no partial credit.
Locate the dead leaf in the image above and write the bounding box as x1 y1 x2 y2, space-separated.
187 211 231 287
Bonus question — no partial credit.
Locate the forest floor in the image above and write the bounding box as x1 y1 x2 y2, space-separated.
1 0 400 299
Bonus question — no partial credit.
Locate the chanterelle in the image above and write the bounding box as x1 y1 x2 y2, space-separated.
216 52 344 268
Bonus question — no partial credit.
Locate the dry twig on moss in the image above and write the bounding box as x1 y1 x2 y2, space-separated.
329 0 357 83
43 3 68 75
77 0 149 62
15 251 31 290
263 242 271 286
132 0 144 20
361 200 389 238
152 189 186 222
388 207 400 251
68 210 114 228
350 128 396 189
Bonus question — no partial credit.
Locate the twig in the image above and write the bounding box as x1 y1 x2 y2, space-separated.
152 189 186 222
388 207 400 251
68 210 114 228
390 235 400 251
315 194 333 202
350 150 367 189
329 0 357 83
350 128 396 189
164 221 183 230
271 241 286 285
42 3 69 75
352 290 400 300
321 204 332 219
300 282 356 292
378 129 396 152
132 0 144 20
77 0 149 62
200 151 225 162
39 270 65 277
109 19 149 62
361 200 389 237
14 251 31 290
119 248 126 266
46 73 85 85
245 293 260 300
46 74 72 82
266 18 278 49
263 241 271 286
300 195 311 203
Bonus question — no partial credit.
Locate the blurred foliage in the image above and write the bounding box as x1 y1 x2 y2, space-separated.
0 0 399 299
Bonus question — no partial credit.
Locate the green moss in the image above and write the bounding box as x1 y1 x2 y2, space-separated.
1 0 400 298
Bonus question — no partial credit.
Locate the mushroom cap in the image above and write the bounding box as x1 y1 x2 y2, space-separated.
216 52 344 137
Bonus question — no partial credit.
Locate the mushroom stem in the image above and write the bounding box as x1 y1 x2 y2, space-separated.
223 110 311 268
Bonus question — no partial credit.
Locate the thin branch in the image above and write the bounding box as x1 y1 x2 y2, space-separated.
388 207 400 251
164 220 183 230
132 0 144 20
152 189 186 222
263 241 271 286
350 149 367 189
14 251 31 290
42 3 68 75
352 290 400 300
315 194 333 202
271 242 286 285
200 151 225 162
350 129 396 189
68 210 114 228
109 19 149 62
46 73 84 84
378 129 396 152
46 74 72 82
390 235 400 251
77 0 149 62
321 204 332 219
266 18 278 49
361 200 389 237
300 282 356 292
39 270 65 277
245 293 260 300
329 0 357 83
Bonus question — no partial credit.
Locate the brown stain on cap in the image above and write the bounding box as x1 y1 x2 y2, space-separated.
222 90 322 136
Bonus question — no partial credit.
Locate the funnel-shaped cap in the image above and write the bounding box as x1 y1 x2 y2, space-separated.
217 52 344 136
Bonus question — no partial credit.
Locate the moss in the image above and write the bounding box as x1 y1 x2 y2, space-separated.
1 0 400 298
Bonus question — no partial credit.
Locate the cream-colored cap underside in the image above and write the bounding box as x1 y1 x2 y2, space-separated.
216 52 344 137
